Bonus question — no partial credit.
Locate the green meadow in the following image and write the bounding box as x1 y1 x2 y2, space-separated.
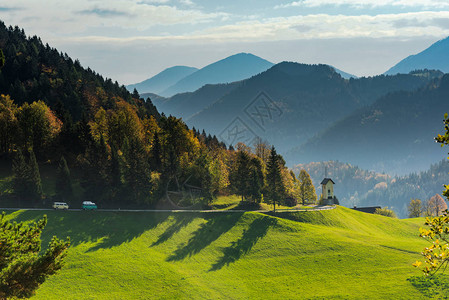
3 207 438 299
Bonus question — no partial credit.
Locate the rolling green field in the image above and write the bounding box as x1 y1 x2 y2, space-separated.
3 207 437 299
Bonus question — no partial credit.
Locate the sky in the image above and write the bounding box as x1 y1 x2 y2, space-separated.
2 0 449 84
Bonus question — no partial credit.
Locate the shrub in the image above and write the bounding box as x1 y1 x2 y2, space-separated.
374 207 397 218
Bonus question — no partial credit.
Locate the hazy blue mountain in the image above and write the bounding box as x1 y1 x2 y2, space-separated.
161 53 274 96
127 66 198 94
385 36 449 75
155 82 241 120
182 63 437 164
287 74 449 175
331 66 357 79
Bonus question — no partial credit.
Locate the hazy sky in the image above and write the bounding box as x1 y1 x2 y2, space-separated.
2 0 449 84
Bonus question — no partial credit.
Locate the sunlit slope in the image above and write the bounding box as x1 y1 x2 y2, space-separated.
3 207 428 299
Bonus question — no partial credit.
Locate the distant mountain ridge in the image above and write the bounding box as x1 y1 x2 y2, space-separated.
160 53 274 97
127 66 198 95
385 36 449 74
287 72 449 174
175 63 438 168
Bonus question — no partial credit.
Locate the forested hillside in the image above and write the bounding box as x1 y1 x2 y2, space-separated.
0 23 159 122
165 63 440 160
290 73 449 174
295 160 449 217
0 22 309 211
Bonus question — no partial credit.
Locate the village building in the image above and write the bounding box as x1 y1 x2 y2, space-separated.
320 178 339 205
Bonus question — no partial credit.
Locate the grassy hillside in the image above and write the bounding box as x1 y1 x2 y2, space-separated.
4 207 433 299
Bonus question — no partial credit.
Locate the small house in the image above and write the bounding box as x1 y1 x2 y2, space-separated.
320 178 339 205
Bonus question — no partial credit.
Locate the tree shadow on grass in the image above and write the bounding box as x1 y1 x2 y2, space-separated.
152 214 194 246
209 217 277 271
166 213 243 262
5 210 170 252
408 274 449 299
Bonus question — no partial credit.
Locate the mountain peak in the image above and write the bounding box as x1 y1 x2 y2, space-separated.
127 66 198 94
160 53 274 96
384 36 449 75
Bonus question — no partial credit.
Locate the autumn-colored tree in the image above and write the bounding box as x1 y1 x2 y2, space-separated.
0 213 70 298
424 194 447 217
374 207 397 218
414 113 449 275
408 199 423 218
208 149 230 197
0 95 18 154
298 169 317 205
253 137 270 165
16 100 62 155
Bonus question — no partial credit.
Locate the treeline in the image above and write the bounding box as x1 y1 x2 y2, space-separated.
296 160 449 217
363 159 449 217
0 22 158 121
0 22 317 209
1 93 317 208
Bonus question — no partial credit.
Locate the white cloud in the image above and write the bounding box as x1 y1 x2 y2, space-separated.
179 0 195 6
51 11 449 44
276 0 449 9
1 0 228 38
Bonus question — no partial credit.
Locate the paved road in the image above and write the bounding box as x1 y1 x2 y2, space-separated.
0 206 336 213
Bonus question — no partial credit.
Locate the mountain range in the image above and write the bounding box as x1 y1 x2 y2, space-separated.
126 66 198 95
287 72 449 174
129 53 274 97
149 61 441 174
130 53 358 97
385 36 449 75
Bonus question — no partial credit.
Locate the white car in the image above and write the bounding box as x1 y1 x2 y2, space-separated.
53 202 69 210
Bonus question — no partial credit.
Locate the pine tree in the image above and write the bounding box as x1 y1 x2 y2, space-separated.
248 157 264 203
266 146 285 212
28 149 43 202
0 49 4 69
0 213 70 298
150 131 162 172
123 138 152 205
12 149 29 201
298 169 317 205
56 155 72 201
234 150 251 201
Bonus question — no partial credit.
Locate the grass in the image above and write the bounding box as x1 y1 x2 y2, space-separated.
210 195 302 211
1 206 438 299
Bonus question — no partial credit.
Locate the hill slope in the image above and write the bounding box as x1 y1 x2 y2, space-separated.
385 36 449 74
11 207 429 299
0 22 159 122
161 53 274 97
126 66 198 94
288 75 449 174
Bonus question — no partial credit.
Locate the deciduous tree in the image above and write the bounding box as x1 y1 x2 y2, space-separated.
298 169 317 205
414 113 449 275
408 199 423 218
424 194 447 217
